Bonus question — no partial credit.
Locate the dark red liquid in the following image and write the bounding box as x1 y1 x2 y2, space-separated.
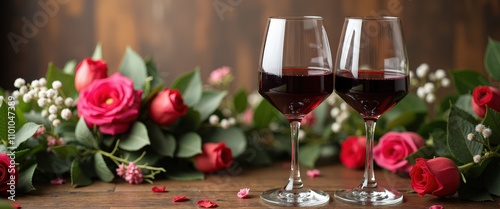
334 70 408 121
259 68 333 121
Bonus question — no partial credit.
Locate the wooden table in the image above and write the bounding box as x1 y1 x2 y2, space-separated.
15 164 498 209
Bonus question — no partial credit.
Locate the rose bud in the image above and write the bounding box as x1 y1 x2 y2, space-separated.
149 88 188 126
374 131 425 173
339 136 366 169
471 86 500 118
75 58 108 92
410 157 461 197
194 142 233 173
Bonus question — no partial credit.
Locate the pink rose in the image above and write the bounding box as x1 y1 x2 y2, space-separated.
208 66 231 85
149 88 188 126
410 157 460 197
74 58 108 92
339 136 366 169
77 73 142 135
373 131 425 173
471 86 500 118
194 142 233 173
0 153 17 195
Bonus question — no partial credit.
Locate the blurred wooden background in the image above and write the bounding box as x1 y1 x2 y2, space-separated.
1 0 500 92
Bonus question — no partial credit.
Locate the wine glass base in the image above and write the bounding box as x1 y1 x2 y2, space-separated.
334 186 403 206
260 188 330 207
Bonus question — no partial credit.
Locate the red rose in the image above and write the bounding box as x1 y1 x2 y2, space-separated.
194 142 233 173
373 131 425 173
472 86 500 118
0 153 17 195
74 58 108 92
410 157 461 197
339 136 366 169
77 73 142 135
149 88 188 126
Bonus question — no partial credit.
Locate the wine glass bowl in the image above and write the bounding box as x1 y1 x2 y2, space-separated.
333 16 408 205
258 16 332 207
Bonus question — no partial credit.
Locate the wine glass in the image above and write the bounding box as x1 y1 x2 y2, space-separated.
333 16 408 205
258 16 333 207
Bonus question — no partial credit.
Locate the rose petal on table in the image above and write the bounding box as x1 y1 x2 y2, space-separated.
173 196 188 202
197 199 217 208
12 203 21 209
429 205 444 209
306 169 321 178
152 186 166 193
50 178 65 185
237 188 250 199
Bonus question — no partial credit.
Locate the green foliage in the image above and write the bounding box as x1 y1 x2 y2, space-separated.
447 105 483 164
94 153 114 182
17 163 37 193
46 63 78 98
118 122 151 151
451 70 490 94
194 90 227 122
204 127 247 157
171 68 202 106
71 159 92 188
75 118 99 149
253 99 282 129
14 122 40 147
233 89 248 114
119 47 147 90
485 37 500 80
148 124 176 157
483 107 500 144
299 143 321 168
92 43 103 60
176 132 202 158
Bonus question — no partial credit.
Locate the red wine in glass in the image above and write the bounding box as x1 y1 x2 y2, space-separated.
259 67 334 121
334 70 408 120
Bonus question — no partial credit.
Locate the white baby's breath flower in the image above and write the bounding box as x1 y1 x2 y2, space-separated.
441 78 450 87
14 78 26 88
41 109 49 117
482 128 492 138
416 63 430 78
473 155 481 164
409 71 415 79
31 80 40 88
52 80 62 89
39 78 47 86
423 82 435 93
22 94 33 103
0 96 4 104
485 152 491 158
19 86 28 95
48 105 58 114
340 102 348 111
428 73 436 81
37 98 47 107
416 87 426 99
475 124 486 133
227 117 237 125
330 107 340 118
52 119 61 127
64 98 74 107
38 90 47 99
209 115 219 125
269 122 279 131
326 95 336 105
434 69 446 80
220 119 230 129
12 90 20 99
48 114 57 121
248 92 263 108
54 97 64 106
337 111 349 123
222 108 232 117
61 108 72 120
425 93 436 103
298 129 306 141
467 133 475 141
46 89 56 98
331 122 342 133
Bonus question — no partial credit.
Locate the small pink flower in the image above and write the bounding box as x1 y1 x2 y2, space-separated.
301 112 316 126
50 178 65 185
306 169 321 178
46 136 66 152
240 109 253 126
124 162 143 184
152 186 166 193
209 66 231 85
237 188 250 199
116 163 126 177
198 199 217 208
173 196 188 202
429 205 444 209
33 126 46 138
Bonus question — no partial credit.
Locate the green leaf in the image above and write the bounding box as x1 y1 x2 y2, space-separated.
75 117 98 149
194 90 227 122
70 159 92 188
94 153 114 182
148 124 176 157
14 122 41 147
119 122 150 151
483 107 500 144
17 163 37 193
92 43 103 60
205 127 247 157
171 68 202 106
51 145 80 158
451 70 490 94
0 101 9 145
176 132 202 158
119 47 147 90
381 93 427 131
233 89 248 114
167 171 205 180
485 37 500 80
447 105 483 164
458 177 493 201
430 130 451 157
299 143 321 168
484 159 500 196
145 59 165 93
311 101 329 135
253 99 282 129
173 108 201 133
406 146 435 165
46 63 78 98
0 200 15 209
62 60 77 75
455 95 478 119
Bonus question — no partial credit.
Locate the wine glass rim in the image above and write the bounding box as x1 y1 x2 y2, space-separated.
345 16 400 21
269 16 323 20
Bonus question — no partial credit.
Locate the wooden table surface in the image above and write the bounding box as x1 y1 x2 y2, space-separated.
15 163 499 209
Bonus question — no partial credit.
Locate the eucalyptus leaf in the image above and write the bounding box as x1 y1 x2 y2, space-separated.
91 43 103 60
94 153 114 182
0 101 8 145
298 143 321 168
145 59 165 93
484 37 500 80
483 107 500 144
172 108 201 134
70 159 92 188
51 145 80 158
75 117 98 149
447 105 483 164
14 122 41 147
119 47 147 90
118 122 150 151
45 63 78 98
253 99 282 129
194 90 227 122
167 171 205 180
176 132 202 158
233 89 248 114
451 70 490 95
62 60 77 75
205 127 247 157
148 124 176 157
17 163 37 193
381 93 427 131
311 101 329 135
171 68 202 106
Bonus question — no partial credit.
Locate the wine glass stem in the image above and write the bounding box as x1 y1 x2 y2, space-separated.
362 120 378 188
285 120 304 191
